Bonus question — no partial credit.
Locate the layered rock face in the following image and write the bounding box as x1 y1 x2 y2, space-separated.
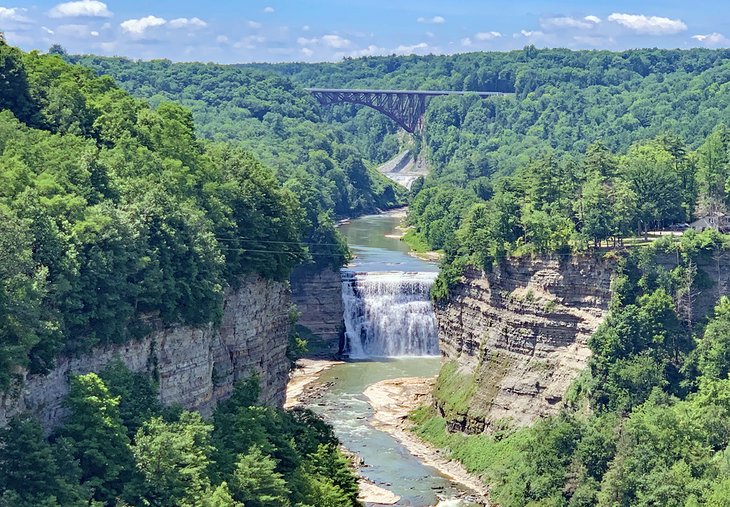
434 257 615 433
0 274 291 431
290 266 344 355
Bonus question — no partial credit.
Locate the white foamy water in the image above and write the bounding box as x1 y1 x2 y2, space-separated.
342 270 439 358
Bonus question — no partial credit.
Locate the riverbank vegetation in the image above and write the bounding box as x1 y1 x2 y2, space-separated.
0 365 359 507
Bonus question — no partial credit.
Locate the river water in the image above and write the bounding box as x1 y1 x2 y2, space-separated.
305 210 480 507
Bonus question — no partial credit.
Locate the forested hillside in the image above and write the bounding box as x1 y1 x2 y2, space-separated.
255 47 730 505
0 41 360 507
255 48 730 265
0 42 323 387
414 233 730 506
67 54 405 222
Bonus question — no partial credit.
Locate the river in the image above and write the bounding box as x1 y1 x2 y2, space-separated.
303 210 480 507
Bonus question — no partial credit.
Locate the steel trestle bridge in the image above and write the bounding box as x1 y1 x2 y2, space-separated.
306 88 512 133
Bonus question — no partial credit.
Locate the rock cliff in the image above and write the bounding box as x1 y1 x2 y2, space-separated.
290 266 344 355
434 256 615 433
0 274 291 430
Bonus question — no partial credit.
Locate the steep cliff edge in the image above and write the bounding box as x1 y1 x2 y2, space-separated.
290 266 344 355
0 274 291 430
434 257 615 433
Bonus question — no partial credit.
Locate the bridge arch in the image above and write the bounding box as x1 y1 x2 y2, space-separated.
306 88 511 133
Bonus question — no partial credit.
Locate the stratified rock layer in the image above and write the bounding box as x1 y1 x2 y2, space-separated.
290 266 344 355
0 274 291 430
434 257 615 432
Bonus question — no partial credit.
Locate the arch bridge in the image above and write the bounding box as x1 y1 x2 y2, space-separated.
305 88 512 133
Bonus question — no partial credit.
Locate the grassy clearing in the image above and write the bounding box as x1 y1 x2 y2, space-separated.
401 229 435 253
409 406 530 489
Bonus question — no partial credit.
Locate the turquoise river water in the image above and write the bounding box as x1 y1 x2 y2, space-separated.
305 210 481 507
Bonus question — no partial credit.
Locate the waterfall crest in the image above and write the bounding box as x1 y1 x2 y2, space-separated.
342 270 439 358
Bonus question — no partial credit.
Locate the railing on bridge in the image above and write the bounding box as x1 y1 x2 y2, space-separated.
305 88 512 133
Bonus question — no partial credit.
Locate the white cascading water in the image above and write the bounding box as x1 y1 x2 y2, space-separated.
341 270 439 358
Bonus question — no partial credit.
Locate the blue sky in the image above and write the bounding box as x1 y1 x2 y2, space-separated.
1 1 729 63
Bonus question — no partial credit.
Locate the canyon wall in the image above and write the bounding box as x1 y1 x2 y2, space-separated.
0 274 292 431
290 266 344 355
434 256 615 433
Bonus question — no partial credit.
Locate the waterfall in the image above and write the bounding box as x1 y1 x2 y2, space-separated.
341 270 439 358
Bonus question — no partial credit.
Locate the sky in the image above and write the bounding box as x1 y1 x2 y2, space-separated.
1 0 729 63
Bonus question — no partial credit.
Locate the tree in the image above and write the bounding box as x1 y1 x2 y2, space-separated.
204 482 244 507
132 412 214 507
230 446 290 507
0 417 83 506
621 143 683 235
59 373 135 504
0 44 35 124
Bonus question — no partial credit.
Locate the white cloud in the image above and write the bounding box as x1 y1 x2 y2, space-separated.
348 44 386 57
169 17 207 29
263 6 274 13
48 1 111 18
90 30 98 36
56 23 91 37
417 16 445 24
300 47 313 57
574 35 613 46
216 35 229 44
297 34 351 48
475 31 502 40
120 15 167 35
321 34 350 48
5 31 33 44
692 32 730 47
247 20 262 29
461 37 472 47
0 7 31 23
302 25 310 31
516 29 545 38
541 16 599 30
394 42 430 55
42 26 55 34
98 41 115 52
607 13 687 35
233 35 265 49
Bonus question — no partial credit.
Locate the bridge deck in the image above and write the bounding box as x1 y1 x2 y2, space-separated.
305 88 512 97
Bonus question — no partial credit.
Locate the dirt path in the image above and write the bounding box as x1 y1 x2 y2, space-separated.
363 377 491 505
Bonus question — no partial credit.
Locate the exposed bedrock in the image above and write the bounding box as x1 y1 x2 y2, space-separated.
290 265 345 355
434 257 615 433
0 274 291 431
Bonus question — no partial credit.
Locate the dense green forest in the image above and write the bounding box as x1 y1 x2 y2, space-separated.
0 42 331 387
0 41 360 507
255 48 730 270
66 54 405 223
414 232 730 506
0 365 359 506
4 39 730 507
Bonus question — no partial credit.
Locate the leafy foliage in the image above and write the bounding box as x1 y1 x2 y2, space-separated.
0 370 359 507
0 43 321 384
